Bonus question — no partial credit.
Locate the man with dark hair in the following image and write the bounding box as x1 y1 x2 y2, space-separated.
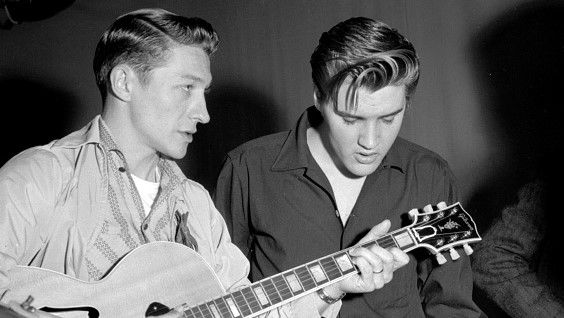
0 9 406 317
214 17 482 317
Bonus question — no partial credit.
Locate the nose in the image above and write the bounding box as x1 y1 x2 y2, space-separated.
192 95 210 124
358 120 378 149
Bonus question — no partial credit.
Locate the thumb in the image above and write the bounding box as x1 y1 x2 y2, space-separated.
357 219 391 245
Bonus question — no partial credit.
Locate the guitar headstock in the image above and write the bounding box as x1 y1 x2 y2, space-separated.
406 202 481 264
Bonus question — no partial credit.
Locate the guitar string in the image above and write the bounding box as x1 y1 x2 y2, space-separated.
183 232 406 317
183 207 478 317
184 217 478 317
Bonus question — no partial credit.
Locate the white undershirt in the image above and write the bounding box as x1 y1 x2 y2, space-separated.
131 170 160 216
306 127 366 225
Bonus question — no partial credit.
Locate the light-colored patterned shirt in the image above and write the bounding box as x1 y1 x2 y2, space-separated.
0 116 333 317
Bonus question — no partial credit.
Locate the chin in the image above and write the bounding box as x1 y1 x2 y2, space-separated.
173 150 188 160
346 163 380 177
161 147 188 160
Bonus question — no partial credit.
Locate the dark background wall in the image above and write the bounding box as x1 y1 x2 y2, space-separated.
1 1 561 316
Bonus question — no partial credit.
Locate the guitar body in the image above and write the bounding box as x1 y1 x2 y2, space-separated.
4 242 225 317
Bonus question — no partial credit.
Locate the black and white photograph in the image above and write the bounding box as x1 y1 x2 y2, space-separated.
1 1 562 317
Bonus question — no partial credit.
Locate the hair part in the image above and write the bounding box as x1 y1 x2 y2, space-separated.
310 17 419 112
93 8 219 101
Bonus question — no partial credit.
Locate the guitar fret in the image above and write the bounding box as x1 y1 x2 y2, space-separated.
307 261 328 285
295 266 316 290
392 229 416 249
206 301 222 318
241 287 262 312
377 235 399 249
184 308 196 318
272 275 293 300
359 235 397 250
261 280 282 304
333 252 356 275
284 271 304 295
252 284 270 308
224 296 241 317
199 304 213 318
232 290 253 316
191 306 204 318
213 298 233 318
319 256 341 280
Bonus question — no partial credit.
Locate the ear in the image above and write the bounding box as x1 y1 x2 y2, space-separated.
108 65 136 102
313 87 321 111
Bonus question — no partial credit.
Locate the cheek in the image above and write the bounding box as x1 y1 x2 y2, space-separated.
330 124 358 153
159 97 186 124
381 122 403 146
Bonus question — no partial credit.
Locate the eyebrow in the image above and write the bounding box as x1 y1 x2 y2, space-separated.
179 74 212 89
380 107 405 118
335 106 405 119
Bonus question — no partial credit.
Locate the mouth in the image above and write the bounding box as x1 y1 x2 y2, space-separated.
181 131 195 142
355 152 379 164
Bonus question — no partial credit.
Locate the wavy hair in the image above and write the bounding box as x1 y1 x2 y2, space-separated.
93 8 219 100
310 17 419 111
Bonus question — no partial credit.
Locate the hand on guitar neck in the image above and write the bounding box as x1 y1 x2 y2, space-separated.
316 219 410 305
149 219 410 318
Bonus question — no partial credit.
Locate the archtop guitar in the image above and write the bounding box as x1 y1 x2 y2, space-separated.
1 202 481 317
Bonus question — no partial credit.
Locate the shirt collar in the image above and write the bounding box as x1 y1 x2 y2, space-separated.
51 115 187 182
380 138 405 174
52 115 103 149
272 106 405 174
271 107 316 171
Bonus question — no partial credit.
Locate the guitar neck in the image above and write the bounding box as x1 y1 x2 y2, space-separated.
179 202 481 318
180 228 415 318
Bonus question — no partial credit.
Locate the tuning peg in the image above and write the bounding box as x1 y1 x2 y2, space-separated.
423 204 433 213
408 208 418 219
435 253 447 265
463 244 474 255
437 202 447 209
449 248 460 260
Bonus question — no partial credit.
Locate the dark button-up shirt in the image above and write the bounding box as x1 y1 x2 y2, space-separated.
214 107 481 317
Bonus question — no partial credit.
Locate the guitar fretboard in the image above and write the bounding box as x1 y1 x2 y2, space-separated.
181 228 416 318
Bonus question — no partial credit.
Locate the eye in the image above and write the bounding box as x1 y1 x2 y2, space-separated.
342 117 358 125
382 116 395 124
182 85 193 93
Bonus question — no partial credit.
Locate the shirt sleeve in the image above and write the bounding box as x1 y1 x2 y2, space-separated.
472 182 564 317
213 155 253 259
0 149 62 293
418 162 482 317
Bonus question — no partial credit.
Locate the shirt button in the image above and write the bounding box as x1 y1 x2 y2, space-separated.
143 223 148 230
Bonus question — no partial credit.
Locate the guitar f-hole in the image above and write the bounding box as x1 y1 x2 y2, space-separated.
145 302 171 317
41 306 100 317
